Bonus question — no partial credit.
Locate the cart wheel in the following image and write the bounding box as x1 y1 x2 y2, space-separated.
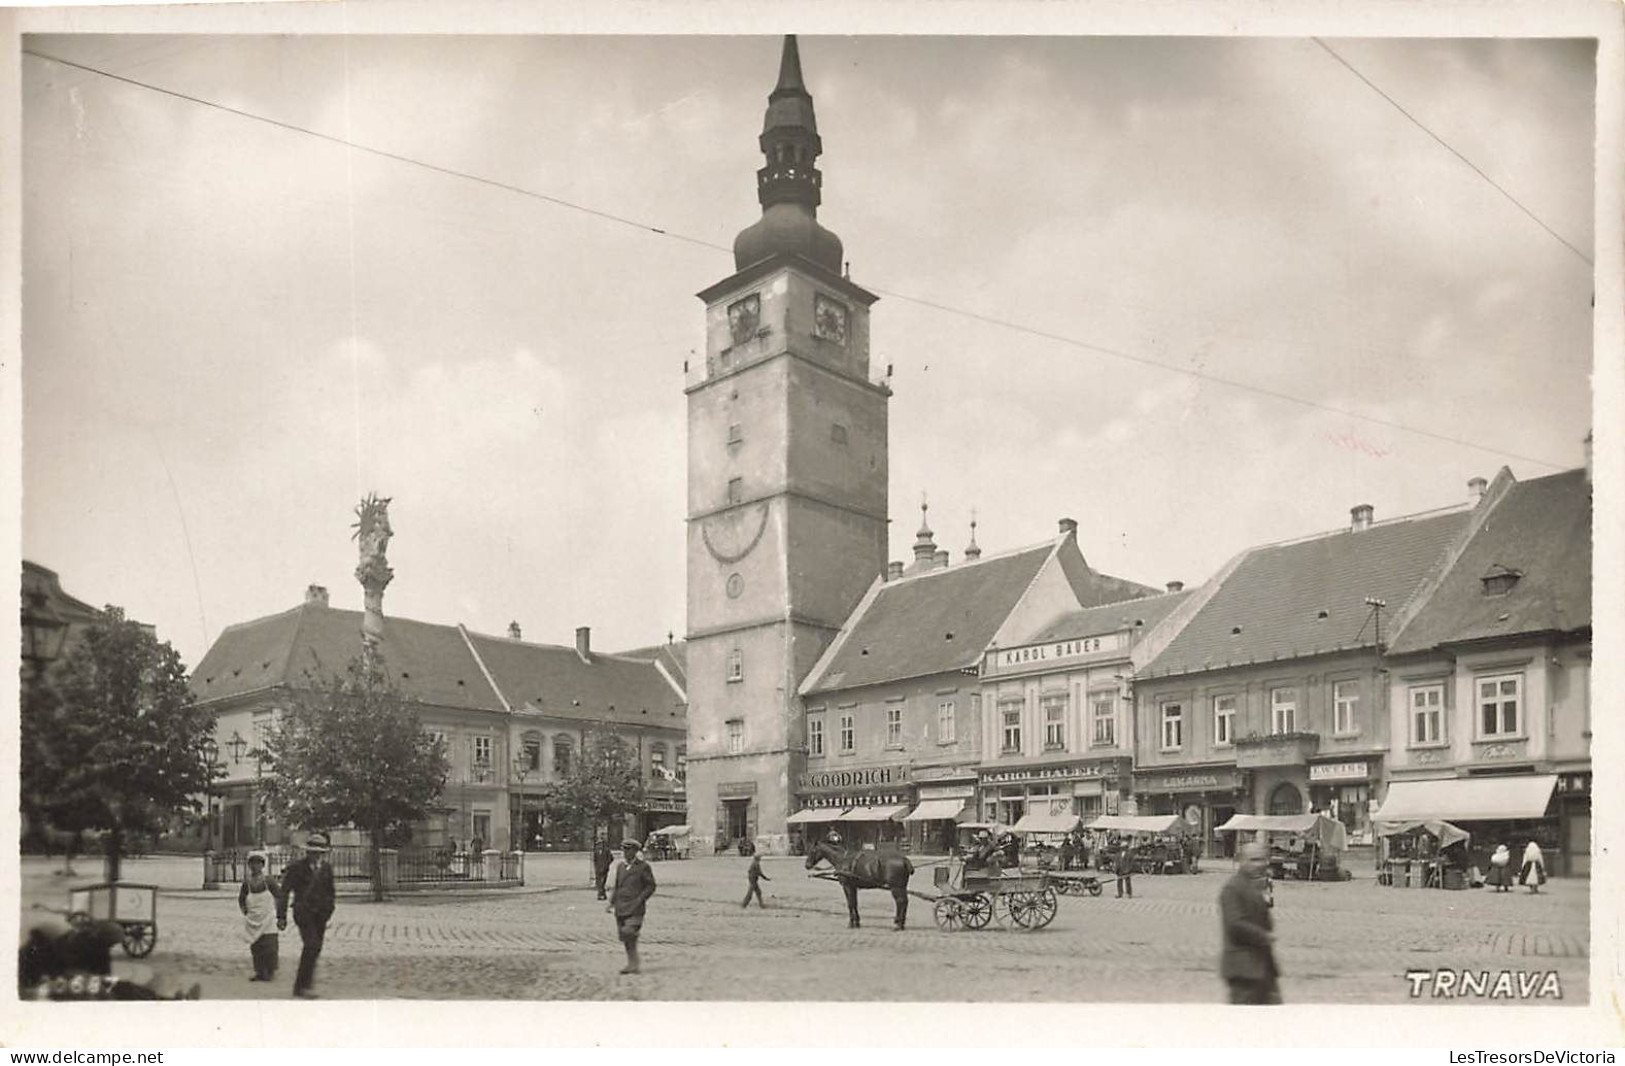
962 893 994 930
1032 886 1059 928
933 897 964 932
1087 881 1103 897
121 923 155 959
1004 891 1041 929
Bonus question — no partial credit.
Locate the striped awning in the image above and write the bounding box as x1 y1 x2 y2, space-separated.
836 805 911 823
902 798 970 823
787 808 844 824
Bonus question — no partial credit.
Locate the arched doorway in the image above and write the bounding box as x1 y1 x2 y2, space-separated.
1268 782 1304 816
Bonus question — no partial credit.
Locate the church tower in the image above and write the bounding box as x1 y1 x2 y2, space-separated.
685 37 889 846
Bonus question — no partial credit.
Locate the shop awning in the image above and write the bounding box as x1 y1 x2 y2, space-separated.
651 824 691 837
1086 814 1187 835
837 805 911 822
1370 775 1558 823
958 822 1011 834
902 798 970 823
787 808 843 824
1376 820 1471 848
1012 812 1082 834
1215 813 1348 852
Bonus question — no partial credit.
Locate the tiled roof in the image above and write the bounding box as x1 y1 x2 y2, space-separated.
192 603 686 726
613 641 688 690
464 630 686 728
192 604 502 711
1387 470 1591 654
1142 509 1470 678
1028 589 1193 644
804 543 1055 693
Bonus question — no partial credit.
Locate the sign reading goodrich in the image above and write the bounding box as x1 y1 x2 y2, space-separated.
798 765 911 791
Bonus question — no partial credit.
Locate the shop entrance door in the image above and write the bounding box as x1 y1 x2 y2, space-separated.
725 799 751 843
1212 805 1236 858
1565 810 1590 876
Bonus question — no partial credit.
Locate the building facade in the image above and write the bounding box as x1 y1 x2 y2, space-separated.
1377 467 1592 874
684 37 890 849
1133 500 1474 857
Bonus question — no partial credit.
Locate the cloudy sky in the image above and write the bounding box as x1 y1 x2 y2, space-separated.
21 32 1596 669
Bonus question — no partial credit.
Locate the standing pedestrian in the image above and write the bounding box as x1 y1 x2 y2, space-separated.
591 837 613 900
1488 843 1512 892
741 852 771 908
277 833 336 999
1219 842 1281 1005
1059 835 1076 872
607 839 656 974
1518 839 1547 894
1116 836 1137 898
239 852 283 982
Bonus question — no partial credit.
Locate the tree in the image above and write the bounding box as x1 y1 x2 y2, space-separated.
20 607 216 882
543 723 645 842
260 657 449 901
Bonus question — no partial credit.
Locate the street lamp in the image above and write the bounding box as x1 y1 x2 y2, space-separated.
511 756 532 851
226 732 248 763
202 738 220 852
20 589 68 671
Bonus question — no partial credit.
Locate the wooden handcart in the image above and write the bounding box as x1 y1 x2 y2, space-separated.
66 883 159 959
1047 870 1107 896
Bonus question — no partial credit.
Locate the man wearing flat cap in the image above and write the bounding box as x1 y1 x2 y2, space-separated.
606 838 657 974
1219 841 1281 1004
278 832 337 999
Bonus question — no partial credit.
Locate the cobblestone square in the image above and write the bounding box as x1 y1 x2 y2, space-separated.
20 853 1588 1004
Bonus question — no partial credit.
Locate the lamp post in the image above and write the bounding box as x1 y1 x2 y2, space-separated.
202 737 220 851
20 588 68 680
511 756 532 852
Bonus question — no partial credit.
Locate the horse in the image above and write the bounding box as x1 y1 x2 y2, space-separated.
804 840 914 930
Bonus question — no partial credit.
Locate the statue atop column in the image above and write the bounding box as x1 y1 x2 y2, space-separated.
351 493 394 664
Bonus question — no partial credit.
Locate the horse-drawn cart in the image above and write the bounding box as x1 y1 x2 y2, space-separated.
927 860 1059 931
1047 870 1107 896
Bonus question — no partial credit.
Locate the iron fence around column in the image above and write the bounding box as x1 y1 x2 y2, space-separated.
204 845 523 888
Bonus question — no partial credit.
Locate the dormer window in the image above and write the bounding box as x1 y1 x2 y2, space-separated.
1480 564 1523 597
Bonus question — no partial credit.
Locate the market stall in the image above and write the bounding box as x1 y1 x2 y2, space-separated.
1085 814 1200 874
1374 820 1471 889
1215 813 1349 881
1010 811 1083 869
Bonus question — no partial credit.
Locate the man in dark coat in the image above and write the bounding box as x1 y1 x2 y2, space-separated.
591 837 614 900
278 832 337 999
607 839 656 974
1116 836 1137 898
741 852 771 908
1220 842 1281 1004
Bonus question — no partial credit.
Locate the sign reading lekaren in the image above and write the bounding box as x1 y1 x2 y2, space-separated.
798 765 911 792
1135 769 1240 794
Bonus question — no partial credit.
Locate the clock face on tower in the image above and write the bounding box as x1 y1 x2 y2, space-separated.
728 293 761 346
813 293 849 346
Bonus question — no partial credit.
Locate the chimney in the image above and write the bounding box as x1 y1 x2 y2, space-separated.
1468 477 1487 504
1165 581 1184 593
1584 431 1593 483
508 621 522 640
1350 504 1374 531
305 584 329 607
887 561 905 581
934 549 950 570
1058 517 1078 536
575 626 592 662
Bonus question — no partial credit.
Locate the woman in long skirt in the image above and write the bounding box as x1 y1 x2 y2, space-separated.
1486 843 1513 892
1518 840 1547 894
239 852 284 981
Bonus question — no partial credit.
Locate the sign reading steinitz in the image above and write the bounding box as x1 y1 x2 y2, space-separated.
799 765 910 791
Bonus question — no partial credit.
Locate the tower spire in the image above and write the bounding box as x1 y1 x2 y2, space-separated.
965 510 981 561
733 35 844 273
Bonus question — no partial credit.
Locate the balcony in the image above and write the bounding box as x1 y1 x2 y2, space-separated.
1234 731 1320 768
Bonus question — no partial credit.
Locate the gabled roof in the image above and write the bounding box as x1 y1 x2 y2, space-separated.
613 641 688 691
801 534 1157 695
1027 589 1193 645
464 630 686 728
1387 469 1590 654
192 602 686 725
1141 508 1471 679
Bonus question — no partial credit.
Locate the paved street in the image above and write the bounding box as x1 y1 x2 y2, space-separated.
19 853 1588 1003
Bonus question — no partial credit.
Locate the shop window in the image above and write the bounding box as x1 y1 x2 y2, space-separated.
1041 694 1068 750
886 706 903 748
808 716 825 757
937 699 956 744
1160 703 1184 750
999 700 1023 753
1478 674 1521 738
1270 687 1297 734
839 713 855 753
1410 684 1444 745
1268 783 1303 816
1091 695 1116 747
1213 694 1236 747
726 718 744 754
1333 680 1359 736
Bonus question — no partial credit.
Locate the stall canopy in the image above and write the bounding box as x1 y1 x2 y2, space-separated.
651 824 691 837
787 808 842 824
1086 814 1187 835
1376 820 1471 849
903 798 970 823
1215 813 1348 852
1370 775 1557 823
1012 812 1082 834
837 805 911 822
